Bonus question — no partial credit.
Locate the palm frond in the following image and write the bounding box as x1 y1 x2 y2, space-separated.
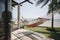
36 0 44 6
41 0 49 8
47 10 51 15
36 0 49 8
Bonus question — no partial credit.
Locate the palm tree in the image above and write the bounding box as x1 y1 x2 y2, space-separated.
48 0 60 14
36 0 60 31
36 0 49 8
36 0 60 17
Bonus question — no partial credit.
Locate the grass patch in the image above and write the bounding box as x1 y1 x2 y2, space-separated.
24 26 60 40
0 27 4 33
24 26 51 37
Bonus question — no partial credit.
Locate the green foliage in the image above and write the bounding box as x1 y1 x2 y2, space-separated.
52 0 57 4
0 11 12 33
2 11 12 23
25 26 60 40
36 0 60 14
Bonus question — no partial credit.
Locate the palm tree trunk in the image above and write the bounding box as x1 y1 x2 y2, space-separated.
51 4 55 31
51 5 54 29
17 4 20 29
4 0 11 40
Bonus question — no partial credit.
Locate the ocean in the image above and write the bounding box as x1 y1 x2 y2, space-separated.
39 19 60 27
11 18 60 27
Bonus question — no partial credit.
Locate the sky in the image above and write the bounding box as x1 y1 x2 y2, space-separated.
0 0 60 20
12 0 49 19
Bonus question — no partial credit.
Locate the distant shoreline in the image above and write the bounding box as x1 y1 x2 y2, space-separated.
12 18 60 27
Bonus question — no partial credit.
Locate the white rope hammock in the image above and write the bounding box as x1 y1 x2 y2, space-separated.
21 18 50 28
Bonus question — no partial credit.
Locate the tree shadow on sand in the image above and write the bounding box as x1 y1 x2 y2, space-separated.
34 28 60 40
48 30 60 40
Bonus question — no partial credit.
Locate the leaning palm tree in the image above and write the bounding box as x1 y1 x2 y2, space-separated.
36 0 60 31
47 0 60 30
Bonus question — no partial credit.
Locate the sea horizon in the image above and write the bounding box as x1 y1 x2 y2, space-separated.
11 18 60 27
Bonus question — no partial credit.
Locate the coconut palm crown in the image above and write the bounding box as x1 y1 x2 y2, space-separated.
36 0 60 14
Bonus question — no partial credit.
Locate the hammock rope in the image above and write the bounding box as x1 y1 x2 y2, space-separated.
21 18 49 28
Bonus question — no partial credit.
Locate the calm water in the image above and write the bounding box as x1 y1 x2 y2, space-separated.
40 19 60 27
12 18 60 27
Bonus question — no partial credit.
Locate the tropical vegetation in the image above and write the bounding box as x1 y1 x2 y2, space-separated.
36 0 60 31
25 26 60 40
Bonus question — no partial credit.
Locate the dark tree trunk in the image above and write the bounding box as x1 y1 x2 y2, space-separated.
51 5 54 29
51 4 55 32
4 0 11 40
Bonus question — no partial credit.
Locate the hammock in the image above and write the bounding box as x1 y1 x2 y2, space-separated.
21 18 49 28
